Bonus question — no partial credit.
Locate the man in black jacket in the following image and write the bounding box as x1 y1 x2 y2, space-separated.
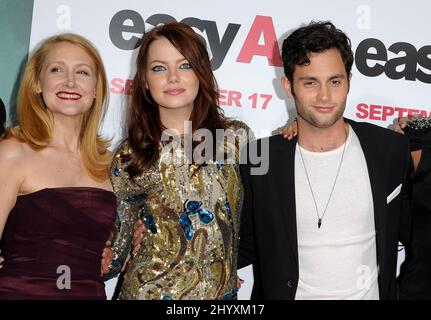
238 21 411 300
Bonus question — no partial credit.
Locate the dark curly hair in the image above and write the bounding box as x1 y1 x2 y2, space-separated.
282 21 354 91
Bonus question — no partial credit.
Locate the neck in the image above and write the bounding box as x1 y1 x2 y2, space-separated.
50 113 83 153
297 117 347 152
159 106 193 134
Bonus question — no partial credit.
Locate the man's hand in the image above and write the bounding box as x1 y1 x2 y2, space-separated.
132 219 147 255
100 240 113 276
393 117 409 135
237 276 244 289
280 118 298 140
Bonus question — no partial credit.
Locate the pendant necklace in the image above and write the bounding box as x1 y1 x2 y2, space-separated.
298 133 347 229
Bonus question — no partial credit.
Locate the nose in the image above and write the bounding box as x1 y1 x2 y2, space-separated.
65 72 76 88
317 84 330 102
167 69 180 84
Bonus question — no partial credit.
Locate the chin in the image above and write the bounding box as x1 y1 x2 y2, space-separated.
52 108 89 117
160 103 194 111
307 116 340 128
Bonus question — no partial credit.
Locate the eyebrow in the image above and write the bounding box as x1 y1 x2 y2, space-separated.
298 74 346 81
149 58 188 64
46 61 94 69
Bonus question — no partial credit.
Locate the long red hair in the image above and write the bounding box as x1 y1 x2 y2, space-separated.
125 22 227 178
5 33 111 181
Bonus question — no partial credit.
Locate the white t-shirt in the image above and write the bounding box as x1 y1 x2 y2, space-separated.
294 125 379 300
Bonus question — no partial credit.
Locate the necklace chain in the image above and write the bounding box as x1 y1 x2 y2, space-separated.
298 134 347 229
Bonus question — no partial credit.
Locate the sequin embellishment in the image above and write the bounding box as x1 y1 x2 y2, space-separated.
179 200 214 240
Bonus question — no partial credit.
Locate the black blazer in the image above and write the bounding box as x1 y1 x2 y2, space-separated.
238 118 411 300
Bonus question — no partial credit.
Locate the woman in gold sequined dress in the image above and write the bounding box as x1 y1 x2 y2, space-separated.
105 23 251 300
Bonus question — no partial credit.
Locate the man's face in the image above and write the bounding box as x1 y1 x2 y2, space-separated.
282 48 351 129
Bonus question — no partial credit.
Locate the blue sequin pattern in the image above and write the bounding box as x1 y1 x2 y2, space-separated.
179 200 215 240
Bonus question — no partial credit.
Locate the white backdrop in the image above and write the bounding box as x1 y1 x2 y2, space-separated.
28 0 431 299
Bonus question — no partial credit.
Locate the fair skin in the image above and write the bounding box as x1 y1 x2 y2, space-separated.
145 37 199 134
129 37 248 288
130 37 201 252
281 48 352 152
99 38 203 276
130 37 201 254
0 42 112 274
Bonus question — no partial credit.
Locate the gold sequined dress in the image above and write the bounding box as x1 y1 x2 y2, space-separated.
108 121 251 300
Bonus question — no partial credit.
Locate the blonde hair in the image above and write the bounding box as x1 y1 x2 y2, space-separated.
8 33 111 181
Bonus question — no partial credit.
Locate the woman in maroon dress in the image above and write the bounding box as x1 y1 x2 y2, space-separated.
0 33 115 299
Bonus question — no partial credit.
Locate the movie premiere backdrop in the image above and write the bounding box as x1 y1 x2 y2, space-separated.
1 0 430 299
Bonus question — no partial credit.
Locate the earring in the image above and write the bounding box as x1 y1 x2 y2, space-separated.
36 88 41 94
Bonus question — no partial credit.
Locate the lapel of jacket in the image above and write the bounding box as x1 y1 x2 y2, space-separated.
347 119 385 269
276 136 299 266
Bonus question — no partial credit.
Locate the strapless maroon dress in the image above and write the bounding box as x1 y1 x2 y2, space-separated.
0 187 116 300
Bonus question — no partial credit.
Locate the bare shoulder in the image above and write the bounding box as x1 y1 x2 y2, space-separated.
0 137 29 193
0 136 31 164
